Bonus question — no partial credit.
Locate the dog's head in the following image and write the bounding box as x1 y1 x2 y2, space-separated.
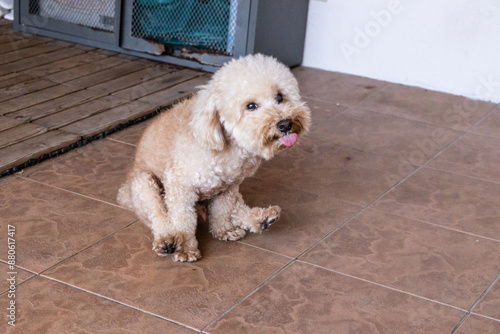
189 54 311 159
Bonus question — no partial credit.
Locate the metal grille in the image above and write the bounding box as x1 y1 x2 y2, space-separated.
132 0 238 55
30 0 115 32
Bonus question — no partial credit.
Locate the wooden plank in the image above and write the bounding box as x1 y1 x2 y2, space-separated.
8 88 106 122
45 56 129 83
0 34 22 45
112 69 202 101
18 51 109 78
0 41 69 65
0 78 57 103
0 115 23 132
33 95 130 130
0 45 86 73
138 76 209 106
0 37 50 54
0 24 14 34
0 84 81 115
61 100 158 138
0 123 48 149
85 63 176 95
0 130 80 172
64 60 153 90
0 73 37 89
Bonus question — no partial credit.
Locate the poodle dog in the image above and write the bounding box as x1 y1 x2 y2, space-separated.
117 54 311 262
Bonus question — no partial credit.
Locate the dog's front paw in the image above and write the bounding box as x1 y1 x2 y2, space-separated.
260 217 277 230
152 234 183 257
248 205 281 233
153 240 175 256
173 249 201 262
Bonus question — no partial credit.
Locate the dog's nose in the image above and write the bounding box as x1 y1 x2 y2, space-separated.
276 119 293 133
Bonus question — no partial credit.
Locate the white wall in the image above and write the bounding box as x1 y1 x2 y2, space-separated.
302 0 500 103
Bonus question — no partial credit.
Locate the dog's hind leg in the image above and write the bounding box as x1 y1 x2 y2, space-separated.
128 171 177 256
161 183 201 262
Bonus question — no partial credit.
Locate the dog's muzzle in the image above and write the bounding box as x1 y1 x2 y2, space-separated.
276 119 297 147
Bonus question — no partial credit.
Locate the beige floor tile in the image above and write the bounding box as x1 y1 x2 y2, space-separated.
473 278 500 320
455 315 500 333
238 178 362 258
207 261 464 334
373 168 500 240
107 118 153 146
42 222 289 330
0 176 136 273
22 139 135 205
429 132 500 183
0 263 34 293
357 84 496 131
317 108 461 164
255 137 417 206
3 277 197 333
471 105 500 138
300 209 500 309
292 67 388 107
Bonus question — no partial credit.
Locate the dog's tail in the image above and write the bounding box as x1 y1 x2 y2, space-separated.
117 182 133 210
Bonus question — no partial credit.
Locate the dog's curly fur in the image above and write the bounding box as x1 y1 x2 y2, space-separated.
117 54 311 262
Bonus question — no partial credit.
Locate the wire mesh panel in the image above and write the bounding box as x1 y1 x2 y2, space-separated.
132 0 238 55
29 0 115 32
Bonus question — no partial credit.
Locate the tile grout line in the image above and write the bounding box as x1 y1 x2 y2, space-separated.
105 137 138 147
236 241 296 261
450 271 500 333
0 274 39 297
37 219 139 277
37 275 202 333
449 314 470 334
368 206 500 244
298 260 469 313
200 258 297 333
425 99 499 168
424 165 500 187
15 175 134 211
469 312 500 324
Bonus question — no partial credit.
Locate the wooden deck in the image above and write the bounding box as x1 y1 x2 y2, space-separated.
0 19 209 176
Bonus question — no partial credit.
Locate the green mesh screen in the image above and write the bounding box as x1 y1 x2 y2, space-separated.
132 0 237 55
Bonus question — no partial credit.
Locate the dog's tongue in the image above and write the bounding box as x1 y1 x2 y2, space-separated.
279 133 298 147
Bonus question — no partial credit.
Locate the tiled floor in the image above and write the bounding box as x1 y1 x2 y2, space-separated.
1 26 500 334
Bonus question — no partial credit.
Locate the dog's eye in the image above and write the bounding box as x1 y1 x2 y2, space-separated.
246 102 258 111
276 93 283 104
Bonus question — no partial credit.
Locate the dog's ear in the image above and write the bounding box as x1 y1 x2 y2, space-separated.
189 87 225 151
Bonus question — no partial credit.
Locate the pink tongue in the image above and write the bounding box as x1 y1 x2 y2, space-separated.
279 133 298 147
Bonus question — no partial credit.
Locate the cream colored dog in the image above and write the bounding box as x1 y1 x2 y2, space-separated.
117 54 311 262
